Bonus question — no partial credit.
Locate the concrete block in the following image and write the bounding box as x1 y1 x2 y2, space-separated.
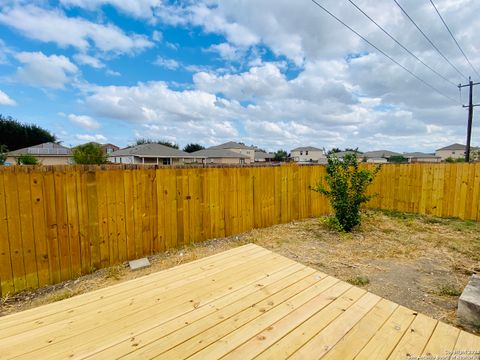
458 274 480 330
129 257 151 270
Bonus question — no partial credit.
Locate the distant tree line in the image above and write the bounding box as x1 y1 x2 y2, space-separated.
0 115 56 151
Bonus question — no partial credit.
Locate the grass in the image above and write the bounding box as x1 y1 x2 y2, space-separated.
437 284 462 297
347 275 370 287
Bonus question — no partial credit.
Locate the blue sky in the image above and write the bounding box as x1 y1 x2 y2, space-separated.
0 0 478 152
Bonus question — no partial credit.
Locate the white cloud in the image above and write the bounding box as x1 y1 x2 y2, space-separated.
75 133 107 142
0 90 16 106
0 5 153 54
153 56 179 70
15 52 78 89
207 43 243 61
152 30 162 42
68 113 101 130
73 53 104 68
60 0 161 19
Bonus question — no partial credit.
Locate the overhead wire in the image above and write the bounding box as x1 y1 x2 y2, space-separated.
429 0 480 79
346 0 458 87
309 0 460 104
392 0 468 81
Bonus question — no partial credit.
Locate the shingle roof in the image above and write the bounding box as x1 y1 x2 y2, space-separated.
7 142 72 156
291 146 323 152
436 143 466 151
363 150 401 158
209 141 254 150
109 143 190 158
191 149 249 158
255 151 275 160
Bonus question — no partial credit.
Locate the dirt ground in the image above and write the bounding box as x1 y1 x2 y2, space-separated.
1 209 479 333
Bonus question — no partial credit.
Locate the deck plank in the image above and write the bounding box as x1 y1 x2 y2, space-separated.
0 244 478 360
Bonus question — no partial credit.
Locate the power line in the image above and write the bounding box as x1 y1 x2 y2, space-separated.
347 0 458 87
308 0 460 104
429 0 480 79
392 0 467 81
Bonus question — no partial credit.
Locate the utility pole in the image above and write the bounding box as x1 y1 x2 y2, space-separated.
458 77 480 162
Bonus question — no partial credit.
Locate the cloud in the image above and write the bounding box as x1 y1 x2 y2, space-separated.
15 52 78 89
75 133 107 142
60 0 161 19
207 43 243 61
0 5 153 54
68 113 101 130
152 30 162 42
153 56 180 70
0 90 16 106
73 53 105 68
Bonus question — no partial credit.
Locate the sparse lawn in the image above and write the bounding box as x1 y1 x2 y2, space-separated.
1 209 479 333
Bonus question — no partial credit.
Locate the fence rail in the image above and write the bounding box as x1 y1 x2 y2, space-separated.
0 163 479 295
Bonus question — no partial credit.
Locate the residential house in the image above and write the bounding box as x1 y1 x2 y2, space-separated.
291 146 326 163
5 142 73 165
404 152 441 163
254 151 275 162
101 143 120 155
435 143 467 160
208 141 255 163
363 150 401 163
191 149 250 165
108 143 193 165
332 150 363 160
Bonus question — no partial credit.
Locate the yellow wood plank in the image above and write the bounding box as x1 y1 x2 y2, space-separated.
8 254 293 359
256 286 365 360
65 169 81 277
16 169 39 289
388 313 438 360
289 292 381 359
355 305 417 360
0 169 14 295
0 244 265 332
422 321 460 357
222 279 352 360
88 263 309 358
321 299 398 360
160 273 336 360
453 330 480 351
3 168 27 291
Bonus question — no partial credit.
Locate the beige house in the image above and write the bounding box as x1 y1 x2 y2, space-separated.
435 143 467 160
254 151 275 162
6 142 73 165
108 143 193 165
209 142 254 163
404 152 441 163
291 146 326 163
363 150 400 163
191 149 250 165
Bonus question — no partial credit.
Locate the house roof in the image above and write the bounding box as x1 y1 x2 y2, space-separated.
109 143 190 158
333 150 363 157
436 143 466 151
191 149 249 158
363 150 401 158
404 152 440 158
255 151 275 160
291 146 323 152
209 141 254 150
7 142 72 156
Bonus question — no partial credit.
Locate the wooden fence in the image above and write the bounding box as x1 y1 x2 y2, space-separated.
0 163 479 295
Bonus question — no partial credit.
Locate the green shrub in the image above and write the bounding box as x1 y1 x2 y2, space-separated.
314 153 380 232
73 143 107 164
16 153 39 165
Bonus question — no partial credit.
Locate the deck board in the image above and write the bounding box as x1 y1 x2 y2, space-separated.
0 244 478 359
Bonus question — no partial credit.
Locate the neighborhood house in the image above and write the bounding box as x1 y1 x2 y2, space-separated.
6 142 73 165
291 146 326 163
108 143 194 165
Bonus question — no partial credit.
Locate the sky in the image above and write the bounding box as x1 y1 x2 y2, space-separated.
0 0 479 153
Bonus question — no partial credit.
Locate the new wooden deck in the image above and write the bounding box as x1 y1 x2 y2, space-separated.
1 244 479 359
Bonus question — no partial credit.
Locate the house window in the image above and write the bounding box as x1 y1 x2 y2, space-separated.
306 151 309 155
300 151 303 155
107 148 113 154
452 151 456 154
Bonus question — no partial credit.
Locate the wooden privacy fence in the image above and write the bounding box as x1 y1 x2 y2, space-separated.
0 162 479 295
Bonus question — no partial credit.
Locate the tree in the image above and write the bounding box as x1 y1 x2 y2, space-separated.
72 143 107 164
388 155 407 163
0 144 7 165
274 149 288 162
16 153 39 165
314 153 380 232
327 147 341 155
0 115 56 151
183 143 205 153
134 138 179 149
